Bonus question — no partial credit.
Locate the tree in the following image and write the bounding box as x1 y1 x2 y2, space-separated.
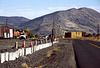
26 29 34 38
82 31 87 37
35 34 39 38
26 28 30 31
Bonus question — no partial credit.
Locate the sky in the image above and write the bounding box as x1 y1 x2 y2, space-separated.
0 0 100 19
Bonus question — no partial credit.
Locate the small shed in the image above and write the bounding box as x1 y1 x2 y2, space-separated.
65 31 83 38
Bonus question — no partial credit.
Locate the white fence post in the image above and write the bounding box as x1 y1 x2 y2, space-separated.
0 53 5 63
5 52 9 61
9 52 12 61
31 47 33 53
26 47 32 55
15 50 19 59
22 48 24 56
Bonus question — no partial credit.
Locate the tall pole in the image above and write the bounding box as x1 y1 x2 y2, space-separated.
97 24 99 39
53 12 55 35
6 19 8 26
6 19 8 38
52 12 55 46
59 25 60 37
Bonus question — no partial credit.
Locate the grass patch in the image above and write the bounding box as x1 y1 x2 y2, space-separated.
46 47 60 57
34 64 47 68
22 63 28 68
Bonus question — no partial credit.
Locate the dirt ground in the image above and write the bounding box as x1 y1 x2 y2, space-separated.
0 39 77 68
0 39 49 53
0 39 31 49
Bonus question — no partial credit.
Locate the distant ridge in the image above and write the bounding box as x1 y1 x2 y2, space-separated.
20 7 100 35
0 7 100 35
0 16 30 28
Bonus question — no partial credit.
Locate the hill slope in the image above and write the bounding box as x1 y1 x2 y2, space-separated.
0 16 30 28
20 7 100 35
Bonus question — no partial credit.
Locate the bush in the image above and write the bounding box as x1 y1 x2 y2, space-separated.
27 31 34 38
35 34 39 38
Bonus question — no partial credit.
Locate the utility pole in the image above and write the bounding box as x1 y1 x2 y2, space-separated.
6 19 8 26
52 12 55 46
59 25 60 37
97 24 99 39
53 12 55 35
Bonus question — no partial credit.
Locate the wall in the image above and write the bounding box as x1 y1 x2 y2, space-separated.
65 32 82 38
71 32 77 38
77 32 82 37
0 41 58 63
10 29 13 38
65 32 71 38
0 26 10 38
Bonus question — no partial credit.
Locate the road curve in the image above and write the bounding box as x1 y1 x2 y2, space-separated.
73 39 100 68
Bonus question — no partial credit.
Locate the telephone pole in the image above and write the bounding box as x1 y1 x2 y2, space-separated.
97 24 99 39
6 19 8 26
52 12 55 46
59 25 60 37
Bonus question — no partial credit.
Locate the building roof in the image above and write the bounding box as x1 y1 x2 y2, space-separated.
64 31 85 33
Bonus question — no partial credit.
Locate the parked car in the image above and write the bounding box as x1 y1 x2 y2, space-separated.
19 33 26 39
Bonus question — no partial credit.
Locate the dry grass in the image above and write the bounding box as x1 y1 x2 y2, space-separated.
22 63 28 68
22 63 46 68
21 47 60 68
65 36 100 42
34 64 47 68
46 47 60 57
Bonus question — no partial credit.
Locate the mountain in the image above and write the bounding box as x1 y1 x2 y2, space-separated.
0 16 30 28
20 7 100 35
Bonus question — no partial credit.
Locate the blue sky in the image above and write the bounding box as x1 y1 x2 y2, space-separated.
0 0 100 19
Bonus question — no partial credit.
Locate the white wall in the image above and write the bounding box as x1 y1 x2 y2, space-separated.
0 41 58 63
10 29 13 38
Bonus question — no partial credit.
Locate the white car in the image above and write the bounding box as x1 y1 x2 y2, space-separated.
19 33 26 39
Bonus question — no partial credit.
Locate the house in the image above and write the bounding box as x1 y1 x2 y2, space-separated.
65 31 83 38
13 29 20 37
13 29 27 39
0 25 28 39
0 26 14 38
0 26 10 38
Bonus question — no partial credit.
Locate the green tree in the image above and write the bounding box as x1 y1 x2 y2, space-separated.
26 28 30 31
27 31 34 38
35 34 39 38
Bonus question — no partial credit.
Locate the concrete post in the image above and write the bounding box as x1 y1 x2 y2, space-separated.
40 39 42 44
45 38 47 43
15 42 18 49
35 40 37 45
5 52 9 61
0 53 5 63
49 39 51 43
